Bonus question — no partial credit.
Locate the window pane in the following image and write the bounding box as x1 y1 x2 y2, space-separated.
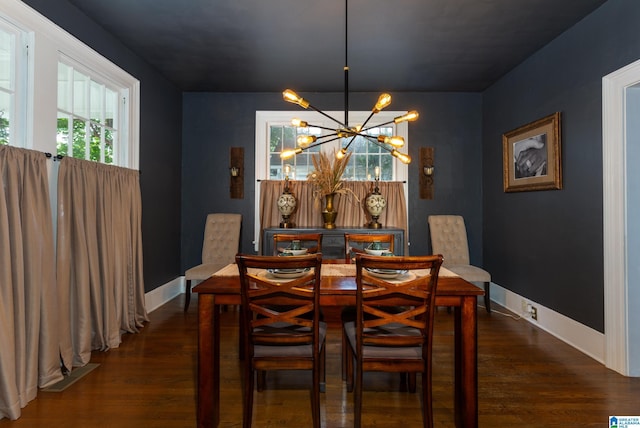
0 91 10 145
89 121 101 162
0 31 13 91
56 114 70 156
72 118 86 159
58 62 72 112
105 87 117 129
90 80 103 124
73 69 89 118
105 128 114 164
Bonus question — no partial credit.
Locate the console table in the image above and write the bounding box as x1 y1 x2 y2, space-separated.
262 227 405 258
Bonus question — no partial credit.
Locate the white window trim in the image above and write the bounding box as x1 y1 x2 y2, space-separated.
0 0 140 169
254 110 409 251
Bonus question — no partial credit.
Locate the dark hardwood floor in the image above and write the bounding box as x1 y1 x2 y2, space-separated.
2 295 639 427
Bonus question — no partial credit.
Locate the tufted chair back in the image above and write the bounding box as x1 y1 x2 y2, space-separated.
201 213 242 265
427 215 469 267
184 213 242 311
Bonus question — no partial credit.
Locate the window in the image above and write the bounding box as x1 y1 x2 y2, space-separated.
254 110 409 250
0 16 26 147
57 57 126 165
258 110 408 182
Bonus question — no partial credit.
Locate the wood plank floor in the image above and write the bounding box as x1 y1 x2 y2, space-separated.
2 295 639 427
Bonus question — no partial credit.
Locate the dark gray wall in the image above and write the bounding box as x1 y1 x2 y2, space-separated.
181 92 482 272
23 0 184 293
482 0 640 332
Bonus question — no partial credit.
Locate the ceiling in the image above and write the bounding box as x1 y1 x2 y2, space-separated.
65 0 608 93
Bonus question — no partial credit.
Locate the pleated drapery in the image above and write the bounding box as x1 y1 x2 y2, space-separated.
0 146 62 420
57 157 148 369
259 180 408 252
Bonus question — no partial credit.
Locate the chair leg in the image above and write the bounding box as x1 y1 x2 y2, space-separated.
184 279 192 312
422 368 434 428
345 340 354 392
320 342 326 393
354 361 363 428
484 281 491 313
257 370 266 392
243 363 254 428
312 350 322 428
341 325 347 381
408 373 416 393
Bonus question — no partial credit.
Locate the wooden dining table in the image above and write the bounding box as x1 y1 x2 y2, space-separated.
193 262 484 428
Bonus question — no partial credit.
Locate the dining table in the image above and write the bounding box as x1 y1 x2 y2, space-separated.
193 261 484 428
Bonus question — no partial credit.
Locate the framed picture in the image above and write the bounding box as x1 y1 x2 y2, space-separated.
502 112 562 192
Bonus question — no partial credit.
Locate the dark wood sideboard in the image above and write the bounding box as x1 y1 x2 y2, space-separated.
262 227 405 259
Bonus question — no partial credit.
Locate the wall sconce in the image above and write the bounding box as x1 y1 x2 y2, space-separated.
420 147 434 200
230 147 244 199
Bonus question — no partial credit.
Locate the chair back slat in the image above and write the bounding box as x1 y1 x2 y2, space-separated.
273 233 323 255
344 233 395 262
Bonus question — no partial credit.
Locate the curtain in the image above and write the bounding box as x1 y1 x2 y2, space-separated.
259 180 408 252
56 157 148 369
0 146 62 420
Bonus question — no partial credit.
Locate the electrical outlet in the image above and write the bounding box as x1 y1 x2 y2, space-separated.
531 306 537 320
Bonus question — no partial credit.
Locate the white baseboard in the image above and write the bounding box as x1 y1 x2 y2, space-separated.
144 277 184 313
489 282 605 364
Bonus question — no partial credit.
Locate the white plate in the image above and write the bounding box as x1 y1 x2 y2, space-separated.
267 268 310 279
285 248 308 256
364 248 389 256
365 268 408 279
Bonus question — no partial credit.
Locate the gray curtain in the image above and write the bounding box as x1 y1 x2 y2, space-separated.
57 157 148 369
0 146 62 420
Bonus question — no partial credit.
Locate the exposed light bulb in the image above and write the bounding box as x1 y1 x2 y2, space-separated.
291 118 308 127
297 135 317 147
377 135 405 148
281 148 303 159
394 110 419 123
282 89 310 109
373 93 392 112
391 149 411 164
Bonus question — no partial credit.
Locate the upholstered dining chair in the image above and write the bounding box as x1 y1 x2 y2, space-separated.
236 253 326 428
427 215 492 312
183 213 241 311
344 233 395 262
343 253 443 428
272 233 323 255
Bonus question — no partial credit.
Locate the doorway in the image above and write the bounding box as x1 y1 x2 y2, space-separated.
603 59 640 376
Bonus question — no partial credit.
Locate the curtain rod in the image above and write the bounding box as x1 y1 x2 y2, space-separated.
42 152 142 174
257 179 407 183
44 152 64 161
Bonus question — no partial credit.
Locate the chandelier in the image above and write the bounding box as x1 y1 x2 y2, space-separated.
280 0 418 165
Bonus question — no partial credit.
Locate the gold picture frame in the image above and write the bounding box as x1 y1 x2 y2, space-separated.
502 112 562 192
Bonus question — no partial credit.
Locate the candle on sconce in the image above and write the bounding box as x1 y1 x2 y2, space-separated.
374 166 380 180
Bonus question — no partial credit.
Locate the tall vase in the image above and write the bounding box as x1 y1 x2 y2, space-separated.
322 193 337 229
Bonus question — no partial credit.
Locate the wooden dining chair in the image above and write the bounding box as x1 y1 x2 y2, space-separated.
343 233 395 263
341 232 396 379
343 253 443 428
272 233 323 255
236 253 326 428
